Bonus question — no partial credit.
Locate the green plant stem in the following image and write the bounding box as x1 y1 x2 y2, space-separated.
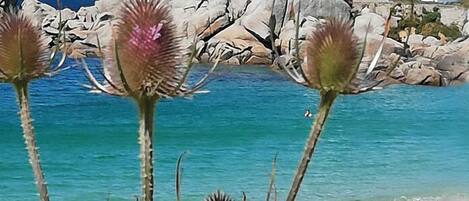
14 82 50 201
138 97 156 201
286 91 337 201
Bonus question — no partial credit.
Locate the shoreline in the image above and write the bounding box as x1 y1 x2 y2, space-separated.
15 0 469 89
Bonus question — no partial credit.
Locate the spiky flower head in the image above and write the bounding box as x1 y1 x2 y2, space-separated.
104 0 184 100
204 191 234 201
0 11 50 83
303 18 359 93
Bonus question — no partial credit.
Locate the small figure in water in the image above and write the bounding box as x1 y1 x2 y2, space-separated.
304 109 313 118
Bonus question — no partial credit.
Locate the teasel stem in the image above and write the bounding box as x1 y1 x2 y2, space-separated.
286 91 337 201
137 96 157 201
14 81 50 201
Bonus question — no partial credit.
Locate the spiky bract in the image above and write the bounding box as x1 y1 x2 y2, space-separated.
0 12 50 82
105 0 185 100
204 191 234 201
303 18 359 93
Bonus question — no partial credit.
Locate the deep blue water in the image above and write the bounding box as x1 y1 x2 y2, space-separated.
30 0 94 10
0 59 469 201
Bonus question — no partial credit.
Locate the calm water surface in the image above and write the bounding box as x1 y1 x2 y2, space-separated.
34 0 95 10
0 60 468 201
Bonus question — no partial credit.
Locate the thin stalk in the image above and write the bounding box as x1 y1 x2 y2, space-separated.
265 153 278 201
286 91 337 201
294 1 301 64
137 97 156 201
14 82 50 201
175 152 187 201
410 0 415 19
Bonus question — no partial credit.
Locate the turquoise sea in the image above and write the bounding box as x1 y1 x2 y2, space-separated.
0 59 469 201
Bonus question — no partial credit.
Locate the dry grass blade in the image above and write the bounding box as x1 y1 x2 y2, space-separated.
175 152 187 201
356 22 370 71
366 13 392 75
265 153 278 201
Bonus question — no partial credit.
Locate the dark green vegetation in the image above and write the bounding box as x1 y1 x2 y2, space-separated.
389 4 462 41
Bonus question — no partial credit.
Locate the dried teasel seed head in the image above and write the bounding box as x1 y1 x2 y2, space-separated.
0 11 50 82
204 191 234 201
104 0 185 100
303 18 359 93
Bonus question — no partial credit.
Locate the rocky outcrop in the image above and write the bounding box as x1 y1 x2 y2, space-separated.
335 6 468 88
17 0 469 87
21 0 351 64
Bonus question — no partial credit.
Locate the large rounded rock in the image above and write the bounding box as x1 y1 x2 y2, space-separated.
278 17 322 55
241 0 289 37
22 0 57 27
95 0 122 13
77 6 99 22
405 67 441 86
463 22 469 36
182 0 232 40
407 34 424 47
423 36 440 46
362 34 403 60
22 0 353 65
210 24 273 65
289 0 351 21
354 13 386 36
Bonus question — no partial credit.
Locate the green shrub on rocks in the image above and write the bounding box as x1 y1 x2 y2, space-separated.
389 7 462 42
389 17 421 40
422 10 441 24
421 22 462 40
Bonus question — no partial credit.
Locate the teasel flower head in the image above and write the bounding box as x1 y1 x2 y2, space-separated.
283 16 398 201
281 14 397 95
0 10 67 201
0 12 52 83
82 0 219 102
204 191 234 201
81 1 220 201
303 18 359 93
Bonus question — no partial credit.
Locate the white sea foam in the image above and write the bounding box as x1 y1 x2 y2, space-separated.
394 194 469 201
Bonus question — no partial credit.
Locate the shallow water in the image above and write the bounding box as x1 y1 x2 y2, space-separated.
0 60 468 201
